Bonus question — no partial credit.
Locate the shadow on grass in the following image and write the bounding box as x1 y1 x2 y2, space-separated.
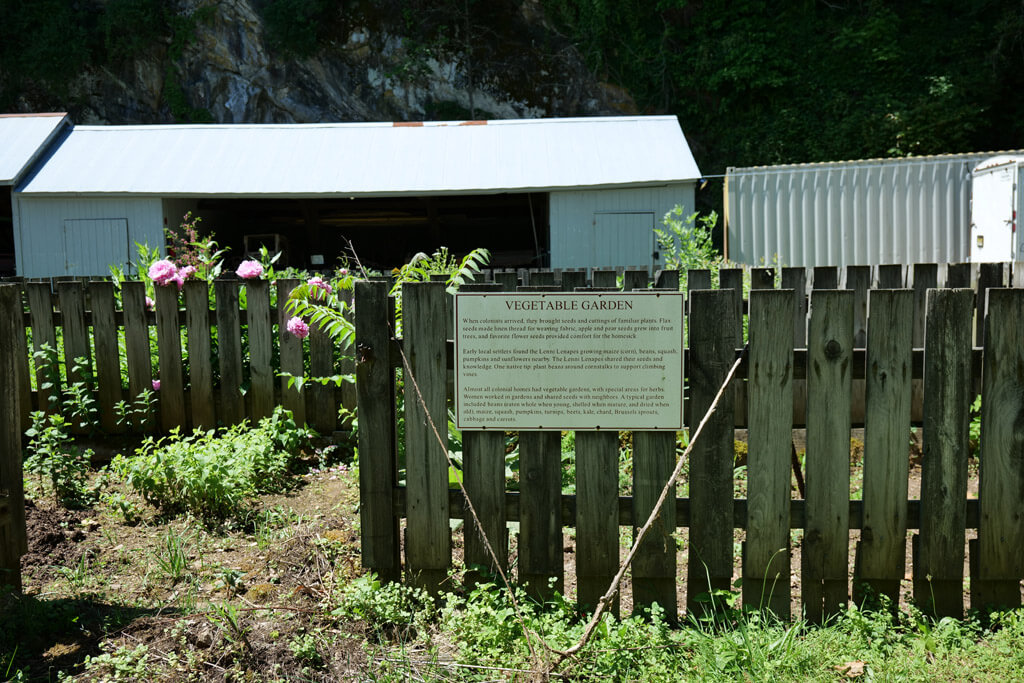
0 588 178 680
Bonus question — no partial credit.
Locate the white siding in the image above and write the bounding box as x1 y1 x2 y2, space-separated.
724 153 1013 268
549 183 696 270
15 197 164 277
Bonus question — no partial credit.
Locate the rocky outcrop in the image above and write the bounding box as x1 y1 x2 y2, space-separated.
67 0 635 124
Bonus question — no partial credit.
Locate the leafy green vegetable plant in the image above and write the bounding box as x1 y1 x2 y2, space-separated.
23 411 96 507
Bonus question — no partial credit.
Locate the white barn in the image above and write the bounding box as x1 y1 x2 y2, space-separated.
10 116 700 277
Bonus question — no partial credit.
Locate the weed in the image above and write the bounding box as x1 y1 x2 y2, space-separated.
23 410 97 507
153 527 192 584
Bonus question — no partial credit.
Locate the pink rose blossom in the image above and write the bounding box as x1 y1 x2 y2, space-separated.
179 265 196 280
338 268 349 276
307 276 332 296
148 259 178 286
152 379 161 391
236 260 263 279
287 316 310 339
145 296 155 310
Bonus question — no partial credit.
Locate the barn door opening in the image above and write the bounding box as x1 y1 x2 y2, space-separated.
63 218 130 276
592 211 656 270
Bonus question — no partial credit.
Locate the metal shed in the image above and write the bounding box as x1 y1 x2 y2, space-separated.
13 116 700 277
0 113 70 276
725 151 1023 268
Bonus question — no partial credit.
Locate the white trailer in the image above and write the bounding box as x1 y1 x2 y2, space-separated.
969 156 1024 263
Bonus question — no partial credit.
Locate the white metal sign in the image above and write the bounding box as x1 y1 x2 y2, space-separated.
454 292 684 431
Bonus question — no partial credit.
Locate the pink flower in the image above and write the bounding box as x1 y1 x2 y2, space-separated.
145 296 155 310
287 316 309 339
338 268 349 276
152 379 161 391
236 260 263 279
307 276 332 297
179 265 196 280
148 259 178 286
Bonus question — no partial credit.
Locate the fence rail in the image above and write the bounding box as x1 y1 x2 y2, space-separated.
356 263 1024 621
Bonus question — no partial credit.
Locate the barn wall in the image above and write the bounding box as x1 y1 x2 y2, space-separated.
549 183 695 270
15 196 164 277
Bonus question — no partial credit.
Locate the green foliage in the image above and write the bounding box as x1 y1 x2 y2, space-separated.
332 573 435 639
117 407 313 521
655 207 723 291
23 411 96 507
258 0 335 57
99 0 168 63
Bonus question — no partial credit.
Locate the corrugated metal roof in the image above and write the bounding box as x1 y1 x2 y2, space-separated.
727 149 1024 174
0 113 69 185
17 116 700 197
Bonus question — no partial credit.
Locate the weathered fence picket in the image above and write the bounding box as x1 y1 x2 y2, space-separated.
89 282 122 434
121 281 154 432
0 285 26 590
915 288 973 617
743 289 795 618
276 279 306 426
575 431 620 615
972 288 1024 610
215 279 245 426
154 284 186 432
184 280 216 429
247 280 275 421
803 289 853 623
856 289 913 605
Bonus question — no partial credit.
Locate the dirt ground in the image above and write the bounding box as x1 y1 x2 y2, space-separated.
3 428 982 680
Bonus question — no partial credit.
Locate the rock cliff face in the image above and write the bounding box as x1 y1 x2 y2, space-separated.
68 0 635 124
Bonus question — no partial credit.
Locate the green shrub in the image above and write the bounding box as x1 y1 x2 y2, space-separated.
23 411 95 507
117 407 313 521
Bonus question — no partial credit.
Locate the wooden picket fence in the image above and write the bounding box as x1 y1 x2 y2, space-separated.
0 278 356 437
356 261 1024 622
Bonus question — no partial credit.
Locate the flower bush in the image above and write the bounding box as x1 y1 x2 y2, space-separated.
236 260 263 279
286 316 309 339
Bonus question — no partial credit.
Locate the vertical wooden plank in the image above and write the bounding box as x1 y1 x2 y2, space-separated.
246 279 275 421
575 431 620 615
687 289 738 616
632 431 677 618
812 266 838 290
403 281 450 591
781 268 807 347
845 266 870 347
463 431 507 583
915 288 973 618
308 320 337 432
337 288 357 414
743 289 795 617
856 290 913 605
973 288 1024 609
277 279 306 425
121 282 154 432
654 269 680 291
0 285 26 590
215 279 245 426
356 280 400 582
88 282 123 433
26 283 57 413
184 280 216 429
7 284 30 431
622 269 649 292
493 270 519 291
154 284 186 432
976 262 1005 348
459 281 507 584
560 270 587 292
57 281 91 385
687 269 712 292
592 269 618 289
910 264 938 424
528 270 555 287
803 290 853 623
518 430 563 601
945 262 971 288
751 267 775 290
877 264 904 289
